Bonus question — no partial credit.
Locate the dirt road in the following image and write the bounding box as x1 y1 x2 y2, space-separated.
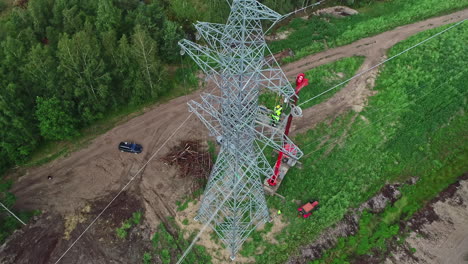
2 9 467 264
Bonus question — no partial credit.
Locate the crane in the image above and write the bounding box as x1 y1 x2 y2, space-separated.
264 73 309 195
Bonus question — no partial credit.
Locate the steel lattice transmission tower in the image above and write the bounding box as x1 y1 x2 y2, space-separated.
179 0 303 258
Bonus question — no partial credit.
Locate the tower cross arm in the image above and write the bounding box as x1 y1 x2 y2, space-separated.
253 125 304 160
258 68 296 99
187 93 223 138
195 22 237 51
178 39 222 75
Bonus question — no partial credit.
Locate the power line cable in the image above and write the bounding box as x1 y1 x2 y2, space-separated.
177 67 466 264
298 66 466 158
301 70 467 159
266 0 326 33
54 113 194 264
297 19 467 108
56 11 465 264
0 201 26 226
175 22 467 260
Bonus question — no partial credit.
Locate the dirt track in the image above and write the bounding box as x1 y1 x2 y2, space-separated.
2 9 468 264
385 176 468 264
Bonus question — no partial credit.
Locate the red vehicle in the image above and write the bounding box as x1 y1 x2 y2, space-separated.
298 200 319 218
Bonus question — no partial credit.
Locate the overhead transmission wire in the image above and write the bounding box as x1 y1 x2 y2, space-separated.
297 65 467 159
265 0 326 34
301 69 467 160
175 19 466 263
0 201 26 226
297 18 467 108
54 47 261 263
176 66 466 264
54 114 194 264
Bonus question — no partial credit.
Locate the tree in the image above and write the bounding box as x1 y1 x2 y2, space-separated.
35 97 79 140
0 83 39 163
96 0 121 33
114 34 135 99
22 44 57 95
160 20 183 63
131 2 165 39
57 27 111 123
28 0 54 36
131 26 165 103
0 36 40 163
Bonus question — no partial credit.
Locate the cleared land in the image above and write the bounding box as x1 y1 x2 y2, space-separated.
1 9 467 264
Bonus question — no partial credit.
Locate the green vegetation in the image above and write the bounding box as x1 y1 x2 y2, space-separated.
142 252 152 264
207 140 218 163
176 190 201 212
148 219 211 264
116 211 142 239
0 0 191 168
176 199 191 212
0 204 39 244
316 153 467 263
244 23 468 263
240 222 273 257
316 210 400 263
270 0 468 61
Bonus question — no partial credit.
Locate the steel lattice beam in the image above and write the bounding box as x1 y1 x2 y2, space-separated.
178 0 302 259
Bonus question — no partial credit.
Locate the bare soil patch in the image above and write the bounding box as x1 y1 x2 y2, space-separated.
0 191 151 264
385 174 468 264
174 200 256 264
313 6 358 18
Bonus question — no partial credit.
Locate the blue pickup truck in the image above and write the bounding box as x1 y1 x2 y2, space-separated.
118 142 143 154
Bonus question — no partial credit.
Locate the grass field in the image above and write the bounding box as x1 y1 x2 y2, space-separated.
269 0 468 62
259 56 364 110
240 22 468 263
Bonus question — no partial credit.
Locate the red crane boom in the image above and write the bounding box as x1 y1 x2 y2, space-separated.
267 73 309 186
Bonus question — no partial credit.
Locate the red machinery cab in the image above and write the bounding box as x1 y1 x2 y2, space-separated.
298 200 319 218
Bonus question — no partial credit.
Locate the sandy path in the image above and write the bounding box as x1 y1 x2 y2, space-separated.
385 180 468 264
3 8 467 263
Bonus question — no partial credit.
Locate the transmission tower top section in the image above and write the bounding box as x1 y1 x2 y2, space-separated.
179 0 296 100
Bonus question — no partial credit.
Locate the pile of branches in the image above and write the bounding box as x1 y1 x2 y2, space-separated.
162 141 213 183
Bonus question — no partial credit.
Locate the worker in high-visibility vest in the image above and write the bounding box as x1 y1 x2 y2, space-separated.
271 105 282 126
